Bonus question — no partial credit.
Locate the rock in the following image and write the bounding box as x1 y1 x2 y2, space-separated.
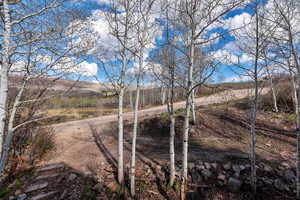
204 162 211 169
232 165 240 173
17 194 27 200
281 162 290 169
284 169 296 182
15 190 22 196
9 196 15 200
201 169 212 180
93 183 103 192
262 163 273 172
217 174 226 181
60 190 67 200
196 164 205 170
37 163 64 172
188 162 195 170
83 171 93 178
156 165 162 171
274 179 285 191
233 172 240 178
223 162 231 170
31 191 57 200
245 164 251 169
36 173 60 180
211 163 218 169
240 165 246 171
228 177 242 192
190 169 202 183
195 160 203 165
68 173 77 182
262 177 274 185
25 182 48 193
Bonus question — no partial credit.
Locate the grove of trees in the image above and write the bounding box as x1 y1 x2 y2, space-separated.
1 0 300 199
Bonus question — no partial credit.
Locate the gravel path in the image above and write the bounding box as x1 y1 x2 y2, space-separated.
46 88 268 173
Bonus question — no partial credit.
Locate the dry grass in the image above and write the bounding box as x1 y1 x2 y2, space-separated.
41 108 131 124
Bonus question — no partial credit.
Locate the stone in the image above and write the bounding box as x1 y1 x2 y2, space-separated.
60 190 67 200
15 190 22 195
281 162 290 169
196 164 205 170
223 162 231 170
17 194 27 200
245 164 251 169
211 163 218 169
37 163 64 172
262 177 274 185
25 182 48 193
262 163 273 172
188 162 195 170
68 173 77 182
204 162 211 169
232 165 240 173
228 177 242 192
217 174 226 181
239 165 246 171
31 191 57 200
274 179 285 191
190 169 202 183
93 183 103 192
195 160 203 165
156 165 162 171
201 169 212 180
284 169 296 182
36 173 60 180
233 172 240 178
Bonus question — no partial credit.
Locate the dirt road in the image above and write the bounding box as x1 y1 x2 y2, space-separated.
46 88 268 173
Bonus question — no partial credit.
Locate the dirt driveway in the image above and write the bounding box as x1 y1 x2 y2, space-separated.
45 88 268 173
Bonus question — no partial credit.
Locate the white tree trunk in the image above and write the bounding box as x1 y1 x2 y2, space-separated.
118 87 124 184
161 87 166 105
0 0 11 172
169 65 176 186
169 113 175 186
0 77 27 175
180 39 194 200
249 7 259 193
267 68 278 112
191 89 196 124
291 74 298 115
130 84 140 197
296 77 300 199
130 90 135 110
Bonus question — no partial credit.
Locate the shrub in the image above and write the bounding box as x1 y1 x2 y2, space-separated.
28 127 56 165
260 82 294 113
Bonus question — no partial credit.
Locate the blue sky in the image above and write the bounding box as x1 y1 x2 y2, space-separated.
75 0 269 84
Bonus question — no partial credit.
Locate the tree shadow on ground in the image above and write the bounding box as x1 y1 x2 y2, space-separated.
83 109 297 200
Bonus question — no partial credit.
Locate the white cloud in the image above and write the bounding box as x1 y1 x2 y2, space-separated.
78 61 98 76
223 75 251 83
212 41 252 65
224 12 252 30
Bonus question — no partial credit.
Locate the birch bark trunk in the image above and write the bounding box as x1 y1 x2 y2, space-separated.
130 83 140 196
249 6 259 193
0 77 28 175
0 0 11 170
191 89 196 124
118 86 124 184
130 48 143 196
180 37 194 200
